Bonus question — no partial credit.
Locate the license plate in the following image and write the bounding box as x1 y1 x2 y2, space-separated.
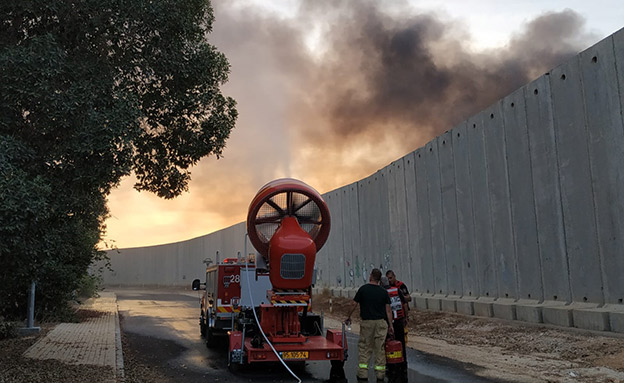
282 351 308 360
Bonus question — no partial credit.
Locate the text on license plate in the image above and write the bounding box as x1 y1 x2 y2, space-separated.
282 351 308 359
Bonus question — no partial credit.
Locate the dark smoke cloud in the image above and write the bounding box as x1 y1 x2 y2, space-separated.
200 0 595 231
293 5 588 152
106 1 598 247
284 3 595 190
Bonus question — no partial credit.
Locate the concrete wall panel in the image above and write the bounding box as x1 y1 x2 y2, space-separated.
139 249 153 284
582 36 624 304
483 102 518 299
439 131 462 295
612 28 624 304
211 230 224 263
387 161 400 273
451 122 479 298
502 88 543 301
425 139 447 295
165 246 178 285
185 238 203 280
388 158 411 285
177 240 191 284
356 175 374 285
336 188 347 287
342 182 360 288
373 168 391 271
524 76 570 303
224 223 246 260
323 189 345 288
317 190 334 287
204 228 220 265
467 114 497 298
403 152 422 292
414 148 435 294
550 58 603 304
337 186 351 289
183 239 201 283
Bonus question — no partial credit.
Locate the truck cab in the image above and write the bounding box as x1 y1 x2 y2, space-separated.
192 257 272 346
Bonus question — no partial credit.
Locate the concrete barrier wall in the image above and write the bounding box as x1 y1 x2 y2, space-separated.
103 29 624 315
103 222 249 286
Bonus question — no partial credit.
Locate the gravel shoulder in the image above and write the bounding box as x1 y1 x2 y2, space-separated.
313 292 624 383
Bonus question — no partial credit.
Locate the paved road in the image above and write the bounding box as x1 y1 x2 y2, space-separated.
114 288 496 383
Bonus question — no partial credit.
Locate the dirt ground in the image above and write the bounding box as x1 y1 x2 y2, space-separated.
312 291 624 383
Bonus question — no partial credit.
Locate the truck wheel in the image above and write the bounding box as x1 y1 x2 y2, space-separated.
228 359 242 373
200 312 206 337
206 327 216 348
228 353 246 372
330 360 346 380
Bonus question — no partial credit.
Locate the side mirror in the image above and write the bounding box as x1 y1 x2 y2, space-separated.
192 279 202 291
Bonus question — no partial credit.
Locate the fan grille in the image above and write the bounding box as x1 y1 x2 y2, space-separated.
255 191 322 244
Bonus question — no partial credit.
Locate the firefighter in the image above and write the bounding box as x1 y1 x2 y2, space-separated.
386 270 411 309
381 276 408 381
386 270 411 343
346 268 394 381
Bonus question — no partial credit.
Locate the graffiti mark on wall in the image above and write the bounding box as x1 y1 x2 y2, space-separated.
361 263 368 283
384 252 391 271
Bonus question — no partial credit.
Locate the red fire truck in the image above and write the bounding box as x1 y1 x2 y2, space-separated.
192 178 347 376
193 257 272 346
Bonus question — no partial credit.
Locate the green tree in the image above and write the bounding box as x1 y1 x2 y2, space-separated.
0 0 237 319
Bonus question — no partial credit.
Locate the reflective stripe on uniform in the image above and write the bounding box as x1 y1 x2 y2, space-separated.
358 363 368 369
374 365 386 371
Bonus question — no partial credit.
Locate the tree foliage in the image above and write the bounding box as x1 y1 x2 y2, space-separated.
0 0 237 318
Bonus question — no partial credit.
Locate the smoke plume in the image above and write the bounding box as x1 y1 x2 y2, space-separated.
106 0 597 247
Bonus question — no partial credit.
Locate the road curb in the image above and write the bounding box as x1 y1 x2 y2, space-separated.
113 293 125 383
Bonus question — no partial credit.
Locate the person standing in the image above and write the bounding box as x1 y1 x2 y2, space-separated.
381 276 408 381
386 270 411 354
346 268 394 381
386 270 411 306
